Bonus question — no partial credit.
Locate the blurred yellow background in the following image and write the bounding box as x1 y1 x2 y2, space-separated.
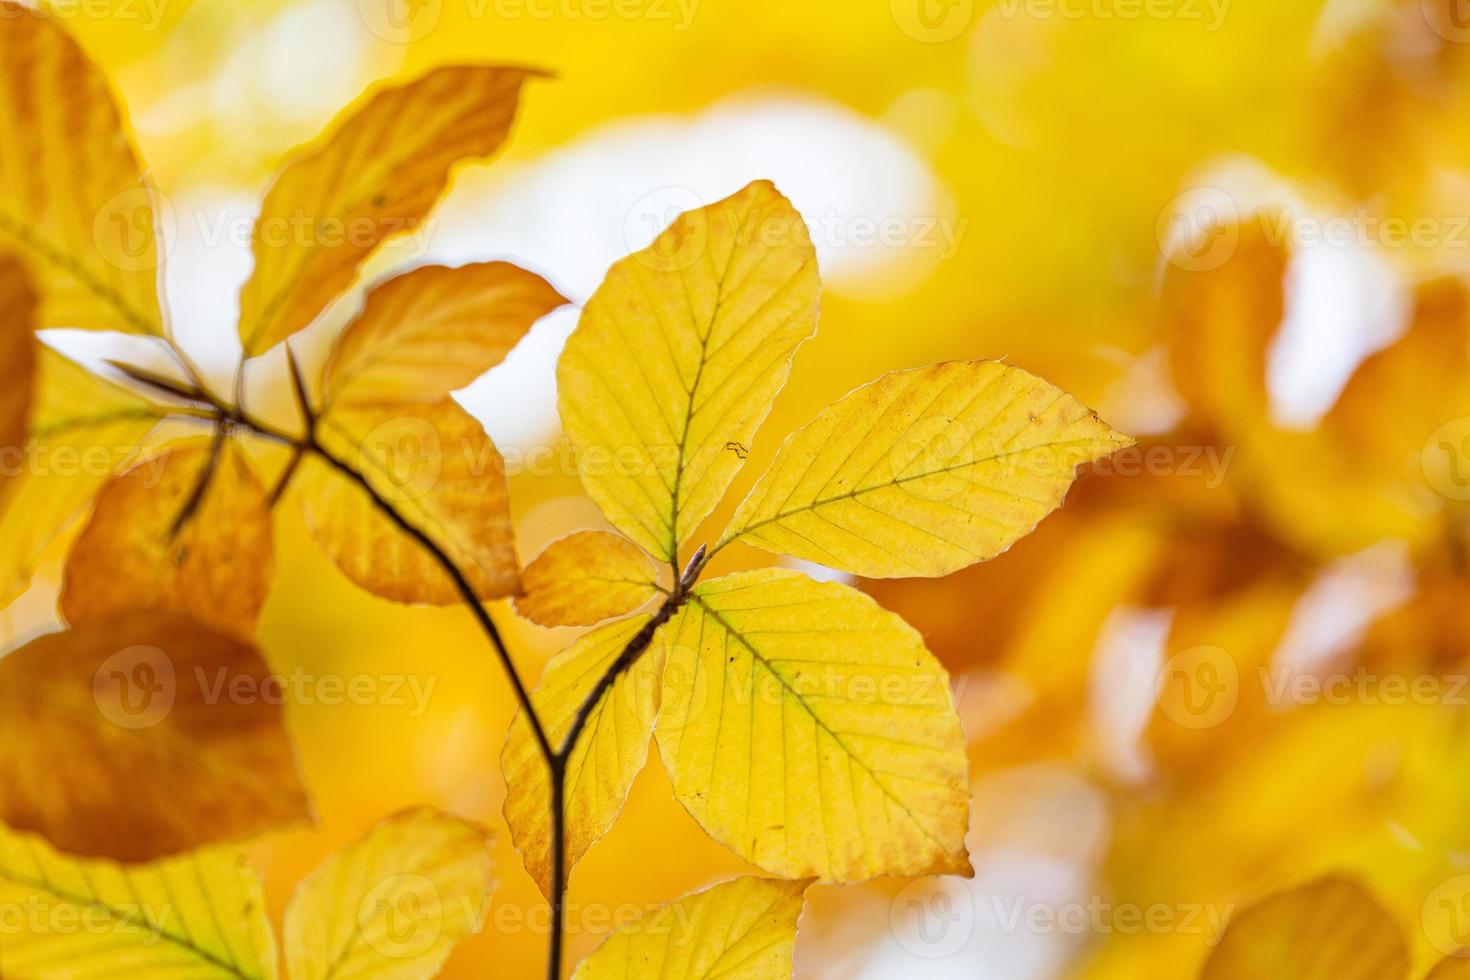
9 0 1470 975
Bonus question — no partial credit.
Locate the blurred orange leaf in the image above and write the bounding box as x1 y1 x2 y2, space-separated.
0 614 310 863
61 439 275 639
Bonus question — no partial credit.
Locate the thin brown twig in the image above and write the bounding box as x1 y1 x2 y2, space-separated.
147 337 712 980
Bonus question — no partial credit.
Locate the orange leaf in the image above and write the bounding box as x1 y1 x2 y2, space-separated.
299 399 519 603
0 2 164 335
0 256 36 483
237 66 542 357
61 439 275 639
515 530 661 627
0 614 311 862
322 261 567 407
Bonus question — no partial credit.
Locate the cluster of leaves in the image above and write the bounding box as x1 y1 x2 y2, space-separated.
0 2 1131 977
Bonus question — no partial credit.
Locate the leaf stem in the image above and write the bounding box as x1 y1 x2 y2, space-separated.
148 341 715 980
542 543 708 976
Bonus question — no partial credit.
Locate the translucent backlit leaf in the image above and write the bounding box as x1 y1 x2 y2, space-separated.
720 360 1131 578
573 875 810 979
283 808 495 980
502 615 659 897
298 398 519 604
0 614 311 863
322 261 567 407
0 823 277 979
1200 876 1410 980
237 67 540 357
61 439 275 639
557 180 820 561
0 2 163 335
655 568 971 882
514 530 661 627
0 348 162 608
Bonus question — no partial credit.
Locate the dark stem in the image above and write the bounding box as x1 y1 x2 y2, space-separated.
154 371 557 764
150 344 717 980
267 444 305 507
169 422 227 539
542 544 708 976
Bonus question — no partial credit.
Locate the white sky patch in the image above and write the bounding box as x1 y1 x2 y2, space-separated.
1271 238 1408 429
426 94 951 300
859 765 1109 979
1092 346 1187 437
87 94 947 452
1088 606 1172 786
1160 158 1412 429
775 557 855 588
208 0 371 126
1269 540 1416 685
431 94 950 446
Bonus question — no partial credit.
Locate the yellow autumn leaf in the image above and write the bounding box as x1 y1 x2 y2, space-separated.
321 261 567 407
1200 876 1410 980
573 875 810 979
557 179 820 563
0 822 278 980
0 613 310 863
0 348 162 608
298 398 519 603
514 530 662 628
0 2 163 335
0 256 36 478
655 568 971 882
283 808 495 980
60 439 275 639
236 67 541 357
502 615 660 896
719 360 1131 578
